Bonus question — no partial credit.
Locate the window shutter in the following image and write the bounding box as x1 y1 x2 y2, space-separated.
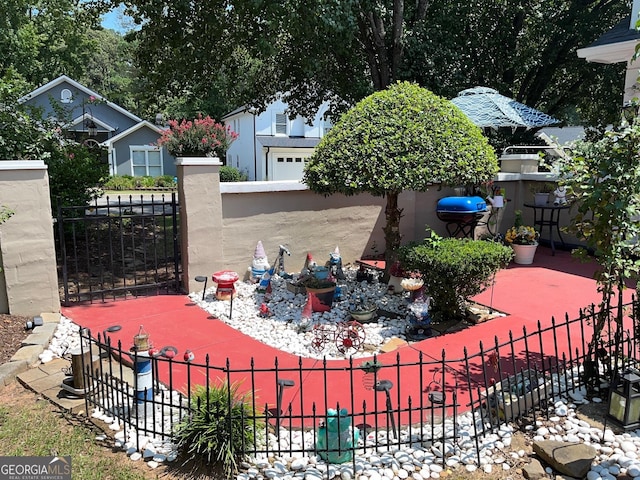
275 113 287 135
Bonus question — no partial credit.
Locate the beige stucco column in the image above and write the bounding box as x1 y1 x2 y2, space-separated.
0 160 60 316
176 157 225 294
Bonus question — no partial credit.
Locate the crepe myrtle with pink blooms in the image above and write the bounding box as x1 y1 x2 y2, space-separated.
156 114 238 158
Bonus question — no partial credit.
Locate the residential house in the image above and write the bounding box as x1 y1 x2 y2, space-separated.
18 75 176 177
577 2 640 105
222 98 332 181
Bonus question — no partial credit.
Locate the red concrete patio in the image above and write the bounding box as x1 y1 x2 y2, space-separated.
61 245 635 424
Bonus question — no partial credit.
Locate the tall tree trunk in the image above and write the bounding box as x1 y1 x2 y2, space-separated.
383 191 403 278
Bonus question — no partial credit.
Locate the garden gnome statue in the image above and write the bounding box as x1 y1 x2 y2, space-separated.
327 246 346 280
257 271 272 295
301 252 317 277
553 186 567 206
250 241 270 283
316 408 360 463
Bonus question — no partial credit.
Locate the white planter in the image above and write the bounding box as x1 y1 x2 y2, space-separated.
499 154 540 173
511 243 538 265
534 192 550 206
488 195 504 208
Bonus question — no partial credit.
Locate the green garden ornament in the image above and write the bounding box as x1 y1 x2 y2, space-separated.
316 408 360 463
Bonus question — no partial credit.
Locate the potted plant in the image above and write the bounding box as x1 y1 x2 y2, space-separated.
349 295 377 322
156 114 238 158
296 275 337 312
505 211 540 264
530 182 556 206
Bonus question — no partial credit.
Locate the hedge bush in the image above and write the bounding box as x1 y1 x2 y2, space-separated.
398 233 513 320
220 165 247 182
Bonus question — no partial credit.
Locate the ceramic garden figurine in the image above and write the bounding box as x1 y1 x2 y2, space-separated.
553 186 567 206
316 408 360 463
326 246 346 280
250 241 270 283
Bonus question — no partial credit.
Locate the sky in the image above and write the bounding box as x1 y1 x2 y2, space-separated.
101 4 135 34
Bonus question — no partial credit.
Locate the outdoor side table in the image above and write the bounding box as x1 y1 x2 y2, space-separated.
523 203 570 256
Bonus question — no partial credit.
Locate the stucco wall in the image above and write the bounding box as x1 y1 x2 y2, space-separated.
0 161 60 316
220 185 400 278
177 157 225 294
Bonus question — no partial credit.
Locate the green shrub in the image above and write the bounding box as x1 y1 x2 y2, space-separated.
156 175 176 187
398 232 513 320
103 175 135 191
220 165 246 182
135 176 156 188
173 381 262 478
47 143 108 211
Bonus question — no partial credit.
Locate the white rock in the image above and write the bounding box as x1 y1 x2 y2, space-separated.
291 458 308 470
627 464 640 476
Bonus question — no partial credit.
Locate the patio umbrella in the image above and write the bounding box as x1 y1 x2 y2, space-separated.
451 86 559 130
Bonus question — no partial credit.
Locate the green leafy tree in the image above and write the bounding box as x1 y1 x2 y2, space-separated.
303 82 498 269
559 117 640 389
0 69 59 160
120 0 626 127
0 0 106 85
80 29 138 113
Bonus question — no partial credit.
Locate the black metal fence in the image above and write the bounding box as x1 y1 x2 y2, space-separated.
55 194 181 305
76 297 639 470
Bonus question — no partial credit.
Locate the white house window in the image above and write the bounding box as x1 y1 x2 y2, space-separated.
322 118 332 137
131 147 162 177
275 113 287 135
60 89 72 104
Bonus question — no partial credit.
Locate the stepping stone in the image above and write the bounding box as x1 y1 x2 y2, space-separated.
522 458 546 480
533 440 596 479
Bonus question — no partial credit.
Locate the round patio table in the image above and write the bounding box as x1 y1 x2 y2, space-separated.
523 203 570 255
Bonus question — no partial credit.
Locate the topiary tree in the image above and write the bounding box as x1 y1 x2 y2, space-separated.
303 81 498 272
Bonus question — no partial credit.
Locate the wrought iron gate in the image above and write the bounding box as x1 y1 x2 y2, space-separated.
55 193 181 305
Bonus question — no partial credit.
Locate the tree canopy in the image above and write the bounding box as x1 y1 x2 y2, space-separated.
120 0 628 127
303 81 498 264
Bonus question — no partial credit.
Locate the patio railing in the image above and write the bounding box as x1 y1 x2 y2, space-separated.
75 297 639 469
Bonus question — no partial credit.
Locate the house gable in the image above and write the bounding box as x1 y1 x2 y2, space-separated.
222 99 331 181
19 75 141 123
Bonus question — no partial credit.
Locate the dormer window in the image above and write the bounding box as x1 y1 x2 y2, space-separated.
61 89 72 104
275 113 287 135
